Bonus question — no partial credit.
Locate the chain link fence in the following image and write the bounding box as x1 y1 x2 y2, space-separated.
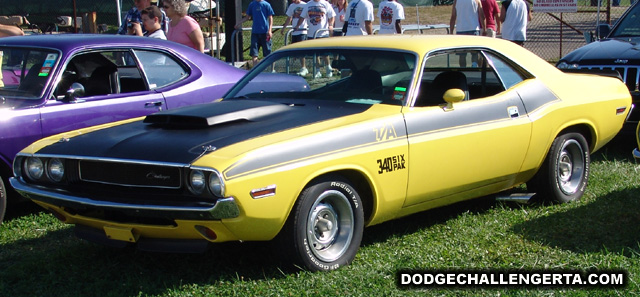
525 1 630 62
232 0 631 64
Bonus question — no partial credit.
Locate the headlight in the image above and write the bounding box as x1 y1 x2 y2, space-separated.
25 157 44 180
47 158 65 182
189 170 206 194
208 170 225 198
557 61 579 69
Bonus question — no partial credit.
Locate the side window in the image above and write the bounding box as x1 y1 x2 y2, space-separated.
484 52 526 90
135 50 188 89
415 49 515 107
416 50 478 107
56 50 147 98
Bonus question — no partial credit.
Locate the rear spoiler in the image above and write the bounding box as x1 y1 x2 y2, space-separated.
560 69 623 81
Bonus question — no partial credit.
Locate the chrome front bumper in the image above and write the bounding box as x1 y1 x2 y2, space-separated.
9 177 239 220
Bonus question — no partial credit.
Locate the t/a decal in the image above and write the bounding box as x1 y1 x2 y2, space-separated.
374 123 398 142
377 154 406 174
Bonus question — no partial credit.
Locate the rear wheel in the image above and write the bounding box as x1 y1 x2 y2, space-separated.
280 176 364 271
528 132 590 203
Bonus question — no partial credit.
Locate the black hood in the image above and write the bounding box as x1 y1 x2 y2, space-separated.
560 38 640 64
35 99 373 164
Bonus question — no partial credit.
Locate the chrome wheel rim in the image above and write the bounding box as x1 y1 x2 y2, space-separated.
307 190 354 262
556 139 585 195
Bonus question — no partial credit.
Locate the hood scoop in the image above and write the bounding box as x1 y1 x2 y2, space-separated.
144 100 291 128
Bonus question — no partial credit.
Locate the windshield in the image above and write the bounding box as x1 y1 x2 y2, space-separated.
0 47 59 99
610 3 640 37
225 49 417 106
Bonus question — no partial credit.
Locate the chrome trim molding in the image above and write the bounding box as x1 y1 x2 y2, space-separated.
9 177 239 220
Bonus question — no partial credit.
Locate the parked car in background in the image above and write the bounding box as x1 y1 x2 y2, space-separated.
557 1 640 131
10 35 630 271
0 34 246 222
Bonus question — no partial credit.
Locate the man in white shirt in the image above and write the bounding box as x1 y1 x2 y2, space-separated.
500 0 532 46
377 0 404 34
344 0 374 35
283 0 309 76
450 0 485 67
295 0 336 78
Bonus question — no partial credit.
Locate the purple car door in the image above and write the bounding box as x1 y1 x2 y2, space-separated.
39 49 168 137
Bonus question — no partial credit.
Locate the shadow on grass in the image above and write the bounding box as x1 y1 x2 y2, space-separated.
3 199 45 222
0 227 292 296
511 187 640 257
360 196 502 247
593 132 637 163
0 197 508 296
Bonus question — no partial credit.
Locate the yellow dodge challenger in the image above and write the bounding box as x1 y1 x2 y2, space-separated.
10 35 631 271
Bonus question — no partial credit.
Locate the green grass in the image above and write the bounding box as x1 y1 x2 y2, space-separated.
1 136 639 296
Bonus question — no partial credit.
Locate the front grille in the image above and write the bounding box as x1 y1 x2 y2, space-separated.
79 160 182 188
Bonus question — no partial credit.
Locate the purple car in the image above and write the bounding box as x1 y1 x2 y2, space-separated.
0 34 246 222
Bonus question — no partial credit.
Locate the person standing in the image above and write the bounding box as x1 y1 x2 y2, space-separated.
450 0 484 67
332 0 348 36
295 0 335 78
235 0 275 66
282 0 308 43
118 0 168 36
449 0 485 36
377 0 404 34
344 0 374 35
141 6 167 39
296 0 335 39
164 0 206 53
282 0 309 75
500 0 532 46
481 0 500 37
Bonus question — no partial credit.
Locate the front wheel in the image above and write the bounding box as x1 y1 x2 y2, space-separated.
280 176 364 271
528 132 590 203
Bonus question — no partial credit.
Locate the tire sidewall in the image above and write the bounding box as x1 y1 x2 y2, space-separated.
0 177 6 223
292 177 364 272
549 132 590 203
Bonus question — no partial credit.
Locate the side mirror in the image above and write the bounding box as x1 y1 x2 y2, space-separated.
63 82 85 102
596 24 611 39
584 31 595 43
442 88 465 111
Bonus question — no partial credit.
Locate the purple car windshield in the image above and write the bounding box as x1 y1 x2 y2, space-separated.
0 47 59 99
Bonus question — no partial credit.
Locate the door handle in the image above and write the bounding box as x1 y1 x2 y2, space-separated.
145 101 163 108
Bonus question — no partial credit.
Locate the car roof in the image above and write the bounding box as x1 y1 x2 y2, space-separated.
281 34 518 54
280 35 558 76
0 34 185 52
